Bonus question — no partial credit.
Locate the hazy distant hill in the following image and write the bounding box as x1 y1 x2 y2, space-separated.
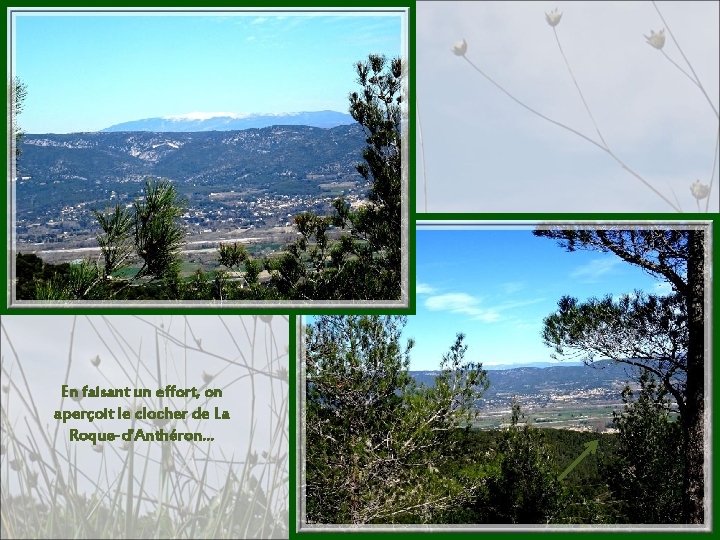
483 361 583 370
101 110 356 132
411 360 644 399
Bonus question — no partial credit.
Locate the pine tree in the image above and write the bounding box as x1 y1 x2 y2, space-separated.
535 226 706 523
269 54 404 300
607 371 684 523
482 401 563 524
304 316 487 524
94 205 134 278
133 178 185 282
11 77 27 158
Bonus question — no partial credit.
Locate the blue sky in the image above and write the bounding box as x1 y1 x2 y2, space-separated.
12 10 404 133
417 1 719 213
406 225 669 371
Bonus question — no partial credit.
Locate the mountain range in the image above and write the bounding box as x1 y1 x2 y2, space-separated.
411 360 646 399
15 124 368 241
19 123 365 193
101 110 356 132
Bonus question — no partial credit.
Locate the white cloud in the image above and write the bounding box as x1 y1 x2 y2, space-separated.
570 258 621 281
501 281 525 294
496 297 546 310
424 292 500 322
424 291 546 322
416 282 436 294
425 292 476 310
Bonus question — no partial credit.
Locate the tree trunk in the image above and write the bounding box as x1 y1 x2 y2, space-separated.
682 229 705 524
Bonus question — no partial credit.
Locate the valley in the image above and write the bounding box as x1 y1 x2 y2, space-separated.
14 123 368 266
411 360 667 433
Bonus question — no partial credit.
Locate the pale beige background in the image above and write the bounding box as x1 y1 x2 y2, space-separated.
0 315 288 539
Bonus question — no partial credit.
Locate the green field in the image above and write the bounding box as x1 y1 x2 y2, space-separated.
473 404 621 432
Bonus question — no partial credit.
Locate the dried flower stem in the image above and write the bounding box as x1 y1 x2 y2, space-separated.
417 98 429 212
650 1 718 212
652 0 719 119
461 55 682 212
706 130 719 213
552 27 608 149
660 49 701 90
670 188 683 213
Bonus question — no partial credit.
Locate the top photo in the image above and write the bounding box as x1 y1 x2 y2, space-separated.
7 7 410 309
417 1 719 213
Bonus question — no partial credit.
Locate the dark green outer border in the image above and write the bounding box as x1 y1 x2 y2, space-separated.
2 0 415 316
290 314 298 539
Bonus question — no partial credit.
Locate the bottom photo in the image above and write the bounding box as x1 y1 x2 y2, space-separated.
0 315 288 539
298 221 711 531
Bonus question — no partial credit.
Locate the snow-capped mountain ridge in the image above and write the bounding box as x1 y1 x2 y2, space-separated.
162 112 248 121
